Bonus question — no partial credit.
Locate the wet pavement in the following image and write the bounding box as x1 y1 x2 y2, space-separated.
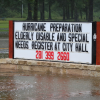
0 39 8 58
0 69 100 100
0 39 8 54
0 39 8 49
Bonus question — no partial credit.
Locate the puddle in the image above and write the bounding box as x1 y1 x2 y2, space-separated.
0 68 100 100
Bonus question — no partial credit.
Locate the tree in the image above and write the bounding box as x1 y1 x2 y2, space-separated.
2 0 24 17
70 0 74 19
57 0 66 20
74 0 85 21
27 3 32 20
85 1 88 20
74 0 78 21
47 0 55 20
33 0 38 21
42 0 45 20
38 0 45 20
88 0 93 21
63 0 66 20
66 0 70 19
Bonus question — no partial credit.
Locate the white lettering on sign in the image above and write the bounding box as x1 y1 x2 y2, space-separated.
14 22 92 64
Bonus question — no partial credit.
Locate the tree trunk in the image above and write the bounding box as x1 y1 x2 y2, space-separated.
85 1 88 20
62 0 65 20
66 4 69 19
63 6 65 20
88 0 93 21
80 10 82 19
33 0 38 21
74 2 78 21
68 3 70 19
40 12 42 20
86 7 88 20
21 1 23 18
42 0 45 20
27 3 32 20
39 0 42 20
48 1 51 20
71 0 74 19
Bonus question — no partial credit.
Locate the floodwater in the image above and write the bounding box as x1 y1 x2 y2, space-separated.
0 69 100 100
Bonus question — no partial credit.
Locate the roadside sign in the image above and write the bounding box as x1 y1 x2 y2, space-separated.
12 21 95 64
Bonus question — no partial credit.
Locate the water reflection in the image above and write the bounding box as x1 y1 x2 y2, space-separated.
0 69 100 100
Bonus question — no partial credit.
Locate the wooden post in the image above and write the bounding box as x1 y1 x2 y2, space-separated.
9 21 14 58
96 22 100 65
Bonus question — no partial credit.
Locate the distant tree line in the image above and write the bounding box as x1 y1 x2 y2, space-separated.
0 0 94 21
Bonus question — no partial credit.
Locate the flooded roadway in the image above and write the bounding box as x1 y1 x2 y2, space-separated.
0 69 100 100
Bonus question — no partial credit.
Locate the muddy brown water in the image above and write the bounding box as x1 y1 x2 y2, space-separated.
0 69 100 100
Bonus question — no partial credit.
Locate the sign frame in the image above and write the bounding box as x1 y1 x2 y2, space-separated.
10 21 96 65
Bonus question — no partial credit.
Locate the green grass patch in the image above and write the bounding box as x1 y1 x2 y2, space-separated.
0 18 27 29
0 24 8 28
6 18 26 21
0 21 8 24
0 30 8 32
0 16 99 29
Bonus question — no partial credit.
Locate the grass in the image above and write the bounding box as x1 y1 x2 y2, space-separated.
0 21 8 28
7 18 26 21
0 30 8 32
0 18 26 29
0 18 27 38
0 16 99 29
0 24 8 28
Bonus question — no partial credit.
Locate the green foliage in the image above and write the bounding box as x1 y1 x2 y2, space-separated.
0 0 96 21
